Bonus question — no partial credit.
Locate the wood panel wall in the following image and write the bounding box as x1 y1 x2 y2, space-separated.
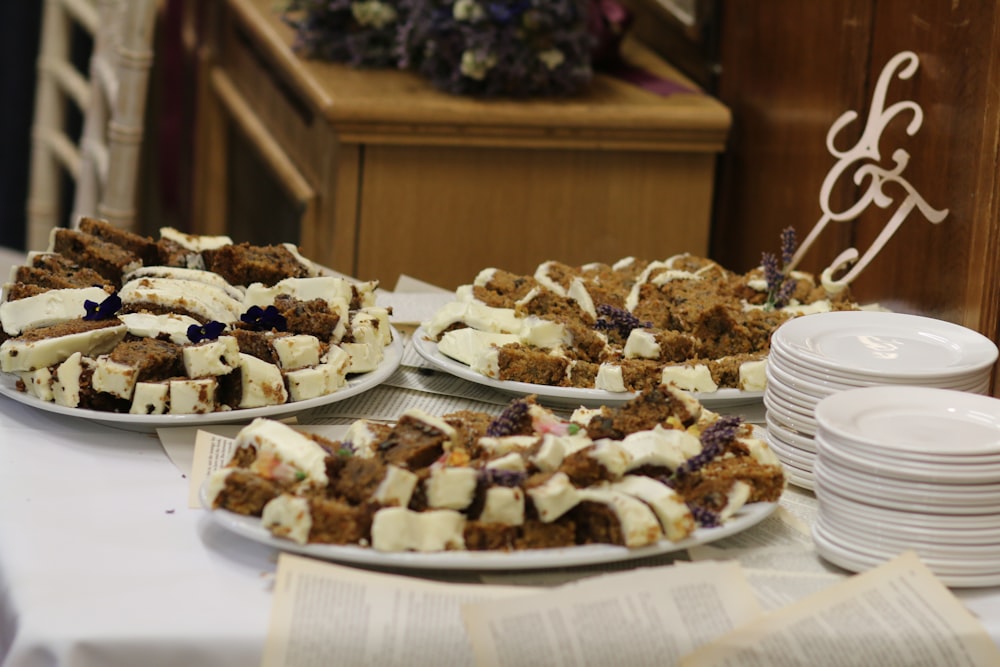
697 1 1000 339
630 0 1000 390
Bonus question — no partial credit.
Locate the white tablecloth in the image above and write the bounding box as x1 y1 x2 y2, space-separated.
0 398 276 667
3 313 1000 666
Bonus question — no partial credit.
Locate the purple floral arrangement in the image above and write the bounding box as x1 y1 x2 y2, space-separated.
284 0 406 68
398 0 594 97
284 0 595 97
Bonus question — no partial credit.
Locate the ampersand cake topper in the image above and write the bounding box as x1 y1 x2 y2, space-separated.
787 50 949 294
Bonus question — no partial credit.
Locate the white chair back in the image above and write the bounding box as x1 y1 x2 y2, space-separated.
25 0 158 251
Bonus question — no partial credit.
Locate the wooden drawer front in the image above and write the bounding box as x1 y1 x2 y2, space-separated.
221 13 331 187
353 144 716 289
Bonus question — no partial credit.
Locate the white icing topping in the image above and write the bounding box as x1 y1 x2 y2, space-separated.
618 426 702 472
594 364 626 392
588 440 629 478
719 481 752 521
425 465 478 510
91 357 138 399
526 472 579 522
0 322 126 372
567 278 597 319
160 227 232 251
531 432 593 472
119 312 201 345
400 408 458 447
738 358 768 391
661 364 718 393
341 419 385 459
53 352 86 407
480 486 525 526
205 468 235 507
239 418 330 486
130 381 169 414
575 487 663 547
262 495 312 545
182 336 240 377
477 435 539 456
119 277 243 324
607 475 694 542
372 465 419 507
271 334 321 370
517 316 568 349
168 377 217 414
0 286 110 335
422 301 522 338
122 266 244 301
533 261 567 296
437 328 519 366
18 367 54 402
243 277 353 311
371 507 466 552
341 340 383 373
623 329 661 359
235 353 288 408
351 308 392 346
485 452 527 472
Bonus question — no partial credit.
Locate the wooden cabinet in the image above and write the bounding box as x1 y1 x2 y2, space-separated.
192 0 731 289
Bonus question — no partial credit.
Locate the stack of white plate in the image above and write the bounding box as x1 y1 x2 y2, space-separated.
764 310 997 489
811 386 1000 587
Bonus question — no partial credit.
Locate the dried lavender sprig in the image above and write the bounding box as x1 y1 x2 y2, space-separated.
481 468 527 488
780 226 798 267
486 398 531 437
674 415 743 479
761 252 782 295
594 303 649 339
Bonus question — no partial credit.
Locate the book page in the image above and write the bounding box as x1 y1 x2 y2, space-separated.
261 553 536 667
680 551 1000 666
462 561 763 667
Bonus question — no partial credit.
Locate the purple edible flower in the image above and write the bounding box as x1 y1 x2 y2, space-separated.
240 305 287 332
187 321 226 343
82 293 122 320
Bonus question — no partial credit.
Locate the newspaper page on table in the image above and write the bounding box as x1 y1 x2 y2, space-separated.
462 560 763 667
680 551 1000 666
260 553 536 667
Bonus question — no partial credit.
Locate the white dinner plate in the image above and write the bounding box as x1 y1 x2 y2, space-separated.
816 515 1000 562
813 460 1000 511
815 386 1000 457
812 523 1000 586
815 519 1000 574
816 486 1000 535
772 311 998 380
201 485 777 571
0 332 404 432
816 436 1000 485
411 326 764 410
